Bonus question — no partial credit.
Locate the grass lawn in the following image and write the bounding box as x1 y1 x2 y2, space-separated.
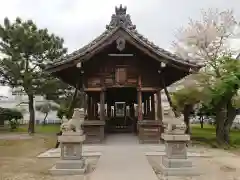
5 124 61 134
2 123 240 150
0 133 98 180
0 134 59 180
191 124 240 149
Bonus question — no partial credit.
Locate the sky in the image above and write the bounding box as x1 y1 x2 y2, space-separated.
0 0 240 97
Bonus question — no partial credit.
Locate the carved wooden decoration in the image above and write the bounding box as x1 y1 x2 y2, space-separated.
116 37 126 51
115 67 127 84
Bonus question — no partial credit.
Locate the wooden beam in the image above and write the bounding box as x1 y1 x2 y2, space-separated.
161 76 178 117
84 87 102 92
140 87 157 92
46 62 76 73
108 53 134 56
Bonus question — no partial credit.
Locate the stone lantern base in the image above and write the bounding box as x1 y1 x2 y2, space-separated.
49 132 87 175
159 133 198 176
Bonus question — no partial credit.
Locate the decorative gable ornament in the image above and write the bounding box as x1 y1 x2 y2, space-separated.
116 37 125 51
106 4 136 30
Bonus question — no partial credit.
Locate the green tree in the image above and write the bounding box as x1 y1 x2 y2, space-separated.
35 102 59 125
57 106 69 120
171 82 207 134
66 90 86 118
0 17 67 134
232 93 240 109
0 107 23 130
174 9 240 146
196 104 216 128
204 57 240 144
174 57 240 145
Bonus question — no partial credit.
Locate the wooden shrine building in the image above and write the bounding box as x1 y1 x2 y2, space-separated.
46 5 199 143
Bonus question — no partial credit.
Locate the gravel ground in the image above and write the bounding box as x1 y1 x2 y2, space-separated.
1 133 240 180
147 153 240 180
0 134 99 180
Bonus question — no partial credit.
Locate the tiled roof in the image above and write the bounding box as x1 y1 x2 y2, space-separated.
48 5 198 69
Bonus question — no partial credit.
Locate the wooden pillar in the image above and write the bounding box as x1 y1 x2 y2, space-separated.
124 103 127 123
114 103 116 117
124 103 127 115
151 93 155 120
87 96 93 120
144 98 146 117
133 103 135 118
137 73 142 121
137 90 143 121
129 103 134 118
91 97 94 119
93 101 97 119
107 103 111 118
143 95 146 116
92 102 95 118
157 90 163 121
84 94 88 118
145 101 148 117
111 104 114 117
87 94 91 120
147 96 150 117
100 91 105 121
83 93 87 117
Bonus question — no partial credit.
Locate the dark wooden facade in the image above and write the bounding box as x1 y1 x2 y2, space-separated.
46 5 199 143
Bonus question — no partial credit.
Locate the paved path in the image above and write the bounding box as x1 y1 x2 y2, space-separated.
89 134 159 180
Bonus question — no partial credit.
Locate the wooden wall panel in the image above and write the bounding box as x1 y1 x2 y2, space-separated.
84 52 161 88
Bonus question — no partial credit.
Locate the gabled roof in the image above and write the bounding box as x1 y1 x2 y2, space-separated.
46 5 199 72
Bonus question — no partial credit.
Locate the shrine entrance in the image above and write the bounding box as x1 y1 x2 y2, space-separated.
105 87 137 133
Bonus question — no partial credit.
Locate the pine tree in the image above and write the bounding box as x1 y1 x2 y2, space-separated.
0 17 67 133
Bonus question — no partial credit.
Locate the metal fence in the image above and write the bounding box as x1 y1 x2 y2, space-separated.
5 119 62 125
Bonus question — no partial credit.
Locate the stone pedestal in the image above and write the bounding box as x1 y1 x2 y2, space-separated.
159 133 197 176
50 108 87 175
50 132 87 175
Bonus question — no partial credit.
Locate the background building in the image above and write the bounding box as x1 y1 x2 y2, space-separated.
0 87 60 124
